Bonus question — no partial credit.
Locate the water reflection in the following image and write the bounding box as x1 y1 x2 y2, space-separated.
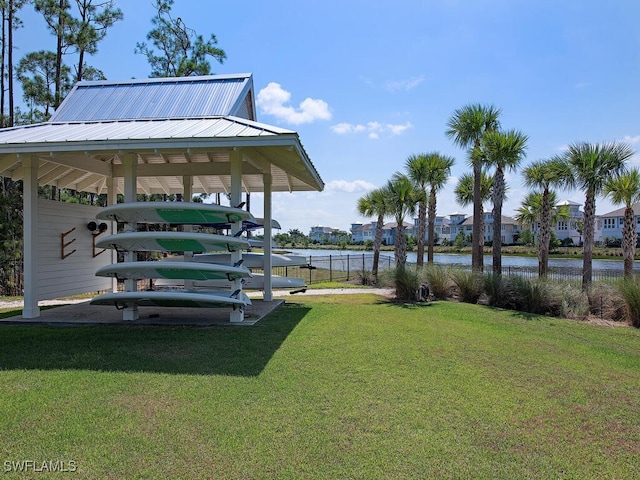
286 248 634 271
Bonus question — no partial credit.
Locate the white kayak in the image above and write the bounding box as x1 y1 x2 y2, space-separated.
166 252 309 269
155 273 307 291
95 261 252 281
97 201 255 225
96 231 250 253
90 290 249 309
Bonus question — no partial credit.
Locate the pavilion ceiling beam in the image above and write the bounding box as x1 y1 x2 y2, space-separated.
96 177 107 195
40 153 112 177
137 178 150 196
57 169 88 189
220 177 230 195
0 155 21 174
243 151 270 173
197 176 211 195
16 163 70 182
76 173 105 192
36 162 61 180
112 161 260 177
286 172 294 193
156 176 172 196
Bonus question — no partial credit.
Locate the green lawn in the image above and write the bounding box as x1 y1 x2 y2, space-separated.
1 294 639 479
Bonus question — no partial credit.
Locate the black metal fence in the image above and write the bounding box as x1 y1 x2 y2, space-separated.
272 253 627 285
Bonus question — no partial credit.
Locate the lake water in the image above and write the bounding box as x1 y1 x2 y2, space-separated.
285 248 634 271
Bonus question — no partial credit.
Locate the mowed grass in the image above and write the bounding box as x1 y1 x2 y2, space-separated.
1 295 639 479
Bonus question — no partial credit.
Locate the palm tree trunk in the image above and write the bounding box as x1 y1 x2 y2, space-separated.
492 169 504 277
395 221 407 267
372 214 384 283
582 189 596 290
472 160 483 272
623 206 636 278
538 189 551 278
416 200 426 267
427 189 436 264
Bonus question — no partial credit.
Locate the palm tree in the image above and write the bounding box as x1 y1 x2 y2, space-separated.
404 153 429 267
565 141 634 290
515 190 569 249
522 156 573 277
357 187 391 284
387 173 417 267
446 103 501 272
603 168 640 278
405 152 455 266
483 129 528 277
454 171 493 256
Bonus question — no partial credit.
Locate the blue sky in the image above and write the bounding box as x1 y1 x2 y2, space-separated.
15 0 640 234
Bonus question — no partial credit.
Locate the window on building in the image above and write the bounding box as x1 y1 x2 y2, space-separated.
604 218 616 229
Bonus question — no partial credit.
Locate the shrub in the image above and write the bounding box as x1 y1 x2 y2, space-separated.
421 264 451 300
483 273 516 308
509 276 551 315
616 277 640 327
588 282 627 323
450 269 483 304
548 281 589 320
392 265 421 302
357 269 373 286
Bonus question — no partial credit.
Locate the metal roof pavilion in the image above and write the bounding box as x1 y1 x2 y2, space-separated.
12 73 324 320
0 73 324 195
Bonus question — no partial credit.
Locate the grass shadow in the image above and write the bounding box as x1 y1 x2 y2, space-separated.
0 303 310 377
385 300 437 310
509 309 545 321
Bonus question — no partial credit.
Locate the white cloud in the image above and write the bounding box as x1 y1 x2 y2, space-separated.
384 75 425 92
330 120 412 139
387 121 413 135
623 135 640 145
256 82 331 125
326 179 376 193
330 122 358 134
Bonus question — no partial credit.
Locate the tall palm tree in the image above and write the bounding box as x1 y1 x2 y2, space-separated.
454 171 493 255
446 103 501 272
387 173 417 267
515 191 569 249
522 156 573 277
357 187 391 284
404 153 429 267
603 168 640 278
565 141 634 290
483 129 528 277
405 152 455 266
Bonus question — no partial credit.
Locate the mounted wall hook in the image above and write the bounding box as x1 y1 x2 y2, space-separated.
61 227 77 259
89 221 109 257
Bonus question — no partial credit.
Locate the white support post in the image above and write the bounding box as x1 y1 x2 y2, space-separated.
229 149 244 322
182 175 194 290
22 156 39 318
263 172 273 302
107 175 118 293
122 153 138 321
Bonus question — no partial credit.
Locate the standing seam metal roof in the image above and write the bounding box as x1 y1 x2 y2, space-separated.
50 74 255 122
0 73 324 194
